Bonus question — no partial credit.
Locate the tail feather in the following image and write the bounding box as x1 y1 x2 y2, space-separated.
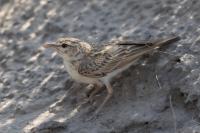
126 36 180 58
153 36 181 48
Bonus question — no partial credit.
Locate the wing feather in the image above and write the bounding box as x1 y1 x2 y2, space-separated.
78 37 180 78
78 42 151 78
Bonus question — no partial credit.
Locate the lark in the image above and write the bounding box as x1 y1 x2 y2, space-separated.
43 36 180 115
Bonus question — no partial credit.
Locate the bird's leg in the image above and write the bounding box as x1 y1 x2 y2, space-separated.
85 84 95 97
83 81 103 104
94 80 113 115
88 81 103 102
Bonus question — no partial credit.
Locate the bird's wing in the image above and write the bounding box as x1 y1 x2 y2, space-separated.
77 42 153 78
78 37 180 78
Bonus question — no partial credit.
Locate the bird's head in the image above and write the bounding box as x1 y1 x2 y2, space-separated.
43 37 92 61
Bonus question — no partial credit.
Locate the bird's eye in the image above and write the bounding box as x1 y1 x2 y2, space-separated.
61 43 68 48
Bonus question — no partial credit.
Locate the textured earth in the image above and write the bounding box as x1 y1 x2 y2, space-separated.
0 0 200 133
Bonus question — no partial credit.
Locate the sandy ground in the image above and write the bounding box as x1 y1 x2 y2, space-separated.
0 0 200 133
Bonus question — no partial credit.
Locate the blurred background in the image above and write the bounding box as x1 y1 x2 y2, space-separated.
0 0 200 133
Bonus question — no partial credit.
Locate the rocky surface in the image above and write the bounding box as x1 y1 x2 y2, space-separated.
0 0 200 133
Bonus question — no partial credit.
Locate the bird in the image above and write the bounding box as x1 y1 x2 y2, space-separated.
43 36 180 116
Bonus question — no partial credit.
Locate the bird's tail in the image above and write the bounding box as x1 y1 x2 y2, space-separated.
114 36 180 70
152 36 180 48
136 36 180 56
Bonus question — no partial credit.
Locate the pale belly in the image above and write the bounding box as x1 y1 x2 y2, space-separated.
64 59 137 84
63 60 98 84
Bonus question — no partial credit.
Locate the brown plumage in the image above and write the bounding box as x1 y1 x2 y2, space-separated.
43 36 180 116
78 36 180 78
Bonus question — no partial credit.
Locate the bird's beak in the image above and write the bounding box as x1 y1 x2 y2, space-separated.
43 43 58 48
